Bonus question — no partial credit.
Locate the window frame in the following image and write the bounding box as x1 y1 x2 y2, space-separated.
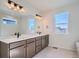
54 11 70 34
27 18 36 33
2 19 17 25
1 16 17 25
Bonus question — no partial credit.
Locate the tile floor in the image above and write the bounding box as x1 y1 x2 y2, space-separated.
33 47 78 58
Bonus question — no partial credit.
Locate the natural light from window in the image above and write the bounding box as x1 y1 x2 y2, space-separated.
55 11 69 34
28 18 36 33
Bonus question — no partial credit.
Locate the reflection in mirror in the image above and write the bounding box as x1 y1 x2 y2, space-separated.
0 16 17 36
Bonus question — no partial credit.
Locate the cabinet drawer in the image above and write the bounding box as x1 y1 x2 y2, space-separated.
45 35 49 39
36 45 42 53
36 40 41 46
26 38 35 44
42 36 46 39
36 37 41 41
10 41 26 49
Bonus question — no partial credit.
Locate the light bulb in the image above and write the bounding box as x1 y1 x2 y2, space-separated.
14 8 17 11
9 6 12 9
20 8 25 12
11 2 14 8
17 5 20 10
6 3 12 9
35 16 42 20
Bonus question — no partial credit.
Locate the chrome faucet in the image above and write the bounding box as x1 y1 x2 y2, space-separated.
36 32 41 35
14 32 21 38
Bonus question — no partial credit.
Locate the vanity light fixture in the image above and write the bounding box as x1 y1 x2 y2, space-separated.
7 0 25 12
35 14 42 20
36 14 42 17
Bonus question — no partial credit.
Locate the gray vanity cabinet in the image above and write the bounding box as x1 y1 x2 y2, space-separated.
9 40 26 58
45 35 49 47
0 40 26 58
0 35 49 58
26 38 35 58
36 38 42 46
36 37 42 53
42 36 46 48
10 45 26 58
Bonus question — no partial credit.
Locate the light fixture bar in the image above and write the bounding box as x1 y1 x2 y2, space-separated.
36 14 42 17
8 0 11 4
7 0 25 12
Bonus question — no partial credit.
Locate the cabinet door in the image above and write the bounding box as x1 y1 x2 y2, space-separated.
36 39 42 46
42 37 46 48
26 42 35 58
36 45 41 53
45 35 49 47
10 45 25 58
36 36 42 46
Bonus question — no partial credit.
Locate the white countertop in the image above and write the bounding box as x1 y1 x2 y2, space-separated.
0 33 49 44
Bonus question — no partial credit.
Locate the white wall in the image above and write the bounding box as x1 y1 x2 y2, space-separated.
43 3 79 51
20 15 37 34
0 0 42 35
0 12 21 36
20 15 50 34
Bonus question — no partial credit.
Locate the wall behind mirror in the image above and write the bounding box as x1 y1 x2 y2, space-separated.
20 15 37 34
0 12 20 36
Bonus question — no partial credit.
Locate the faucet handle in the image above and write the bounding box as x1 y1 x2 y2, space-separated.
14 33 17 35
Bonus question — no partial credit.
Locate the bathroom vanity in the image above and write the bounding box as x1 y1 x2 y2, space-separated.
0 34 49 58
76 42 79 57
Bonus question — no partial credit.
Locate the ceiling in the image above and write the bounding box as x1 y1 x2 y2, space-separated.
26 0 79 15
0 0 40 16
0 0 79 16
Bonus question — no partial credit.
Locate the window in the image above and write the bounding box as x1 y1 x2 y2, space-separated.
1 17 17 25
2 19 16 25
55 11 69 34
28 18 36 33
